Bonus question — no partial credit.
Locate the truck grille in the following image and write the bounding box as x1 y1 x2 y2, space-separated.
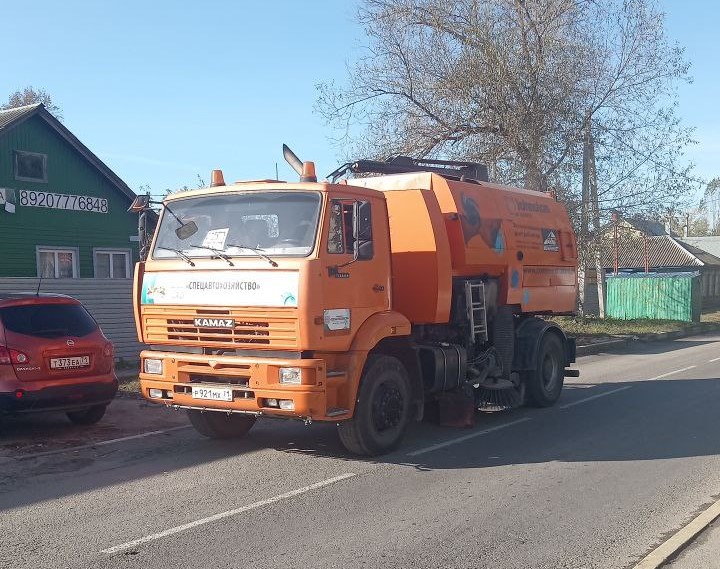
143 306 299 349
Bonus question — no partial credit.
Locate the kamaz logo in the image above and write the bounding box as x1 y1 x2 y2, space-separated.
193 318 235 328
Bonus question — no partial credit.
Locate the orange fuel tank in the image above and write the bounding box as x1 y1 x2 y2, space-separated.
350 172 578 324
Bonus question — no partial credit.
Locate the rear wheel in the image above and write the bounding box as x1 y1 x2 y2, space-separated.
187 410 256 439
525 333 565 407
66 404 107 425
337 355 411 456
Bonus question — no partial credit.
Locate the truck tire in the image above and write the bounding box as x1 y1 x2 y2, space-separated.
337 355 411 456
525 333 564 407
66 404 107 425
187 410 256 439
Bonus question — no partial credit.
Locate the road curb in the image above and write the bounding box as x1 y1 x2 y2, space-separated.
633 497 720 568
576 323 720 356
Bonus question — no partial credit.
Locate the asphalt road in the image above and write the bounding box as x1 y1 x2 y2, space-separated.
2 334 720 569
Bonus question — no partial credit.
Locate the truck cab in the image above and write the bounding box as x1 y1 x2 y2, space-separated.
134 178 408 443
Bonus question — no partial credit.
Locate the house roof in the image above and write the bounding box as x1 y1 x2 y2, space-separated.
0 103 136 202
621 216 669 236
680 237 720 259
602 235 720 269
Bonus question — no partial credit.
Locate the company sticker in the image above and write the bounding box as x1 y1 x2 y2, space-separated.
324 309 351 331
542 229 560 252
141 270 299 307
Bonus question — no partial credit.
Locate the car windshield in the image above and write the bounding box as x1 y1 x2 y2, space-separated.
0 303 98 338
152 191 322 260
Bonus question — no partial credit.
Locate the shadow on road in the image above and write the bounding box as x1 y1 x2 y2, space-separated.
1 375 720 511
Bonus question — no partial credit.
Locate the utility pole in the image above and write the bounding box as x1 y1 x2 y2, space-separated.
583 112 605 317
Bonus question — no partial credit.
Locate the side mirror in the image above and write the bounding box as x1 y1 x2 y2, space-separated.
127 194 150 213
175 220 199 240
353 201 373 261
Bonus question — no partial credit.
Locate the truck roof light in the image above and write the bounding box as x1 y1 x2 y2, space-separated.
210 169 225 187
301 161 317 183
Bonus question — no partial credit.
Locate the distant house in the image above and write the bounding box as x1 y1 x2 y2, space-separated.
0 103 143 360
599 235 720 308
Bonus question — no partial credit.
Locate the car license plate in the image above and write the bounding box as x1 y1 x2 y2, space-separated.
50 356 90 369
191 386 233 402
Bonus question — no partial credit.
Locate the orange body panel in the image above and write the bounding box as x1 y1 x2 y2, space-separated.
352 173 578 315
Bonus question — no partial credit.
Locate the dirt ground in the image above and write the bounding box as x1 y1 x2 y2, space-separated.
0 397 189 458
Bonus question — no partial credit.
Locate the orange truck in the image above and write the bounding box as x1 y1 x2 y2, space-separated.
131 147 578 455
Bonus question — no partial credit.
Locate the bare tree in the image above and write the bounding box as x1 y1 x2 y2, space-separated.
318 0 695 314
2 86 63 119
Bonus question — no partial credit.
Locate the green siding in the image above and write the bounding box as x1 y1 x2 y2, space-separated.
606 273 701 322
0 115 138 277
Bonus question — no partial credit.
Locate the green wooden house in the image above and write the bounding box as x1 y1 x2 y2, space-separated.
0 103 143 361
0 103 139 279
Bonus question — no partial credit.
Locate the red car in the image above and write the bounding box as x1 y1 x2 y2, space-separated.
0 293 118 424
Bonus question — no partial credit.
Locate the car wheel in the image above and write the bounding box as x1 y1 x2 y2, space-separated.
187 410 256 439
66 404 107 425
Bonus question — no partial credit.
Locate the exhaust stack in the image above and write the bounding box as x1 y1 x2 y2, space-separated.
283 144 317 183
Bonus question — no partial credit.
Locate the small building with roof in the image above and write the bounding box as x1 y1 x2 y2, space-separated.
601 235 720 309
0 103 142 360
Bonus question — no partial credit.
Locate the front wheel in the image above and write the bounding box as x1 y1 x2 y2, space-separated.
525 333 565 407
337 355 411 456
187 410 256 439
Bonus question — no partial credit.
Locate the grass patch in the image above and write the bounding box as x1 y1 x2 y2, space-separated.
550 316 687 337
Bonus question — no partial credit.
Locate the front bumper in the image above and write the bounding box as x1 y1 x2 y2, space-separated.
139 350 348 421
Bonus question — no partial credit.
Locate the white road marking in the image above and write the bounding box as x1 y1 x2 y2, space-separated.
633 495 720 569
709 357 720 363
649 365 696 381
559 386 632 410
406 417 532 457
101 473 357 555
15 426 191 461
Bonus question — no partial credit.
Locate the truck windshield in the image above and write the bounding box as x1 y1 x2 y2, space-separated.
152 191 321 260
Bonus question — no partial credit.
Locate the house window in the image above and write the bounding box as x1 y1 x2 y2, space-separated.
15 151 48 183
94 249 131 279
37 247 78 278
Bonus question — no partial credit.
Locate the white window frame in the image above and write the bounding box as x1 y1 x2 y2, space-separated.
93 248 131 279
36 246 79 279
15 150 48 183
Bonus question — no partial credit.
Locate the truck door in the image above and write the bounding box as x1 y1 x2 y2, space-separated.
321 196 391 347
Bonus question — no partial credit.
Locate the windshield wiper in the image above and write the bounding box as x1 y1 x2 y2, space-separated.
155 246 196 266
187 244 235 266
225 242 278 267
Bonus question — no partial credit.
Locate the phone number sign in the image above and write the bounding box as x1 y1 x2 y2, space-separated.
19 190 108 214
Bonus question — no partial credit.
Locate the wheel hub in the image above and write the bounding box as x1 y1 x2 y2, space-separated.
372 382 404 432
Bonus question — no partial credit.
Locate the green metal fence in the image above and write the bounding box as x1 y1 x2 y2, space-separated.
606 272 701 322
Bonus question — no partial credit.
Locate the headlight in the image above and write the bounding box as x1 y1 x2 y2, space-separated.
144 358 163 375
279 367 302 384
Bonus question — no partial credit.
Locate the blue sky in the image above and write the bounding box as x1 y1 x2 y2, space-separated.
1 1 717 201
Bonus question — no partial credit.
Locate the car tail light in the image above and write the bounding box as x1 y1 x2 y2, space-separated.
0 347 29 365
103 342 114 358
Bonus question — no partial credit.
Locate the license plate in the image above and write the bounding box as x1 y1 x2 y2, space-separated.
191 386 233 402
50 356 90 369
